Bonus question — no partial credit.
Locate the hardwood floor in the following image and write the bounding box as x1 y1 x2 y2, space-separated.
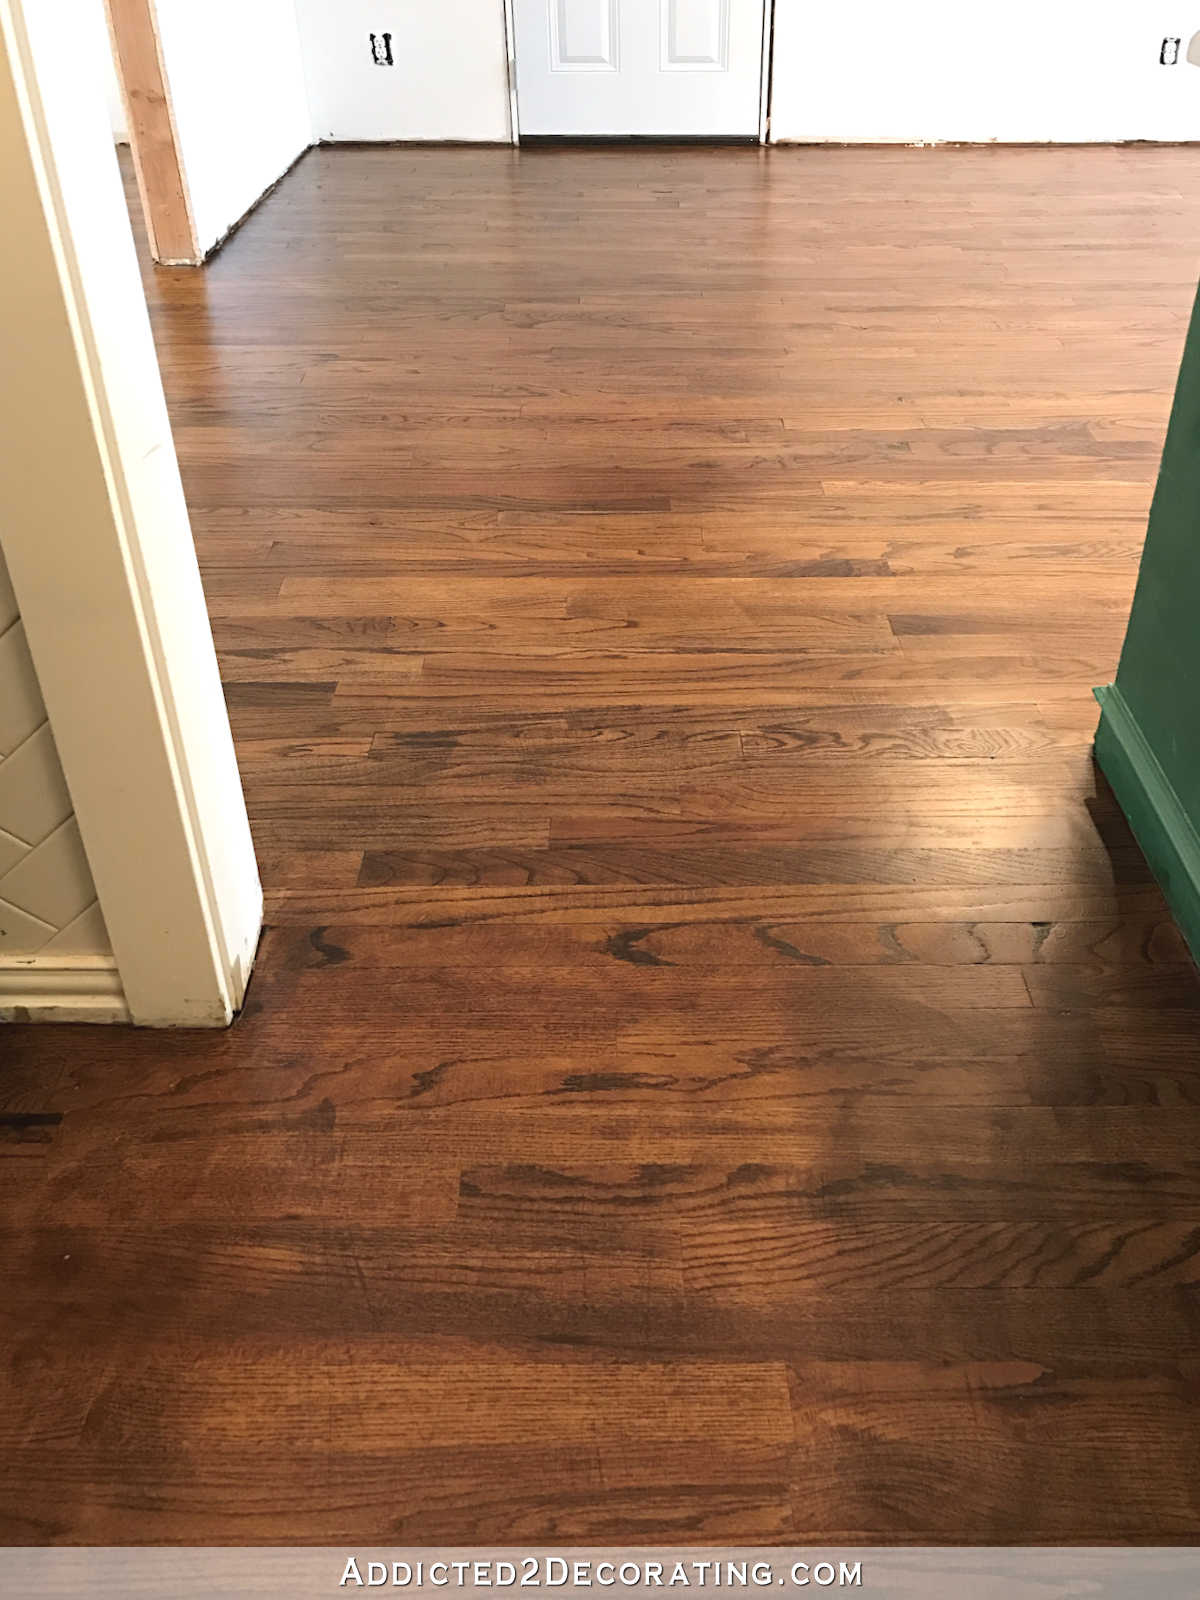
5 143 1200 1543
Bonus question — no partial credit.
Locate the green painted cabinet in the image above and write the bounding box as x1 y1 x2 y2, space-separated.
1095 285 1200 959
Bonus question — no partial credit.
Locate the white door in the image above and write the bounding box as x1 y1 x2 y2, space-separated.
512 0 768 137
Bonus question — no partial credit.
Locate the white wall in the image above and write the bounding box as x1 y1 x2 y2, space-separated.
86 0 126 141
93 0 1200 161
153 0 312 252
771 1 1200 143
295 0 510 142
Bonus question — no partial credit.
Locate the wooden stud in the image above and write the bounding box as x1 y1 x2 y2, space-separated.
103 0 198 264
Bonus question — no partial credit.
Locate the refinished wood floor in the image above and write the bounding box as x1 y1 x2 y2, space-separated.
5 144 1200 1543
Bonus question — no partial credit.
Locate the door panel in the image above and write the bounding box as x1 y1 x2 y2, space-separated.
513 0 765 136
550 0 619 71
662 0 730 71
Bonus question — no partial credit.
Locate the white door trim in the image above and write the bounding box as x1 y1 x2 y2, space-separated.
758 0 774 143
0 0 261 1026
503 0 521 142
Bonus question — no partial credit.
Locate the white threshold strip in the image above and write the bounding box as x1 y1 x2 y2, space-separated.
0 952 129 1023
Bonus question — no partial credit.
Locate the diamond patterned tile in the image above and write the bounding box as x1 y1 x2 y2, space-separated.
42 899 112 956
0 722 73 847
0 551 16 634
0 583 107 960
0 817 96 931
0 895 55 954
0 621 46 756
0 825 27 880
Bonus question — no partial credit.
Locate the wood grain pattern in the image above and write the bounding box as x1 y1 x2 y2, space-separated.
4 143 1200 1544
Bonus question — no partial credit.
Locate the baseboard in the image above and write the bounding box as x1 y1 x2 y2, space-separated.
0 954 130 1024
1094 682 1200 963
315 138 512 148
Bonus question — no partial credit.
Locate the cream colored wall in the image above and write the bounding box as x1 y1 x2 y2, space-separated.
0 0 262 1023
0 548 110 956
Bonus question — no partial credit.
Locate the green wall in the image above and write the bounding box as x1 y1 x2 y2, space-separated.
1095 282 1200 959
